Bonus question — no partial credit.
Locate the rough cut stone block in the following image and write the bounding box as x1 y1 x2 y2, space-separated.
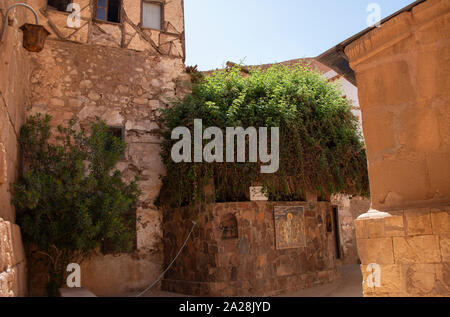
10 224 25 267
354 219 368 239
405 209 432 236
367 218 385 238
393 235 441 264
384 213 405 237
361 264 405 296
435 263 450 295
357 238 394 265
0 266 16 297
440 233 449 263
0 218 13 270
431 209 449 234
405 264 437 296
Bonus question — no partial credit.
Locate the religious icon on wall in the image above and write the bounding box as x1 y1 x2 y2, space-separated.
274 206 306 249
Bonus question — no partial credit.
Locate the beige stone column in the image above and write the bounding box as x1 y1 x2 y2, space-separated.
345 0 449 296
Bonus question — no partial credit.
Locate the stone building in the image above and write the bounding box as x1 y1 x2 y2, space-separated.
319 0 449 296
0 0 189 296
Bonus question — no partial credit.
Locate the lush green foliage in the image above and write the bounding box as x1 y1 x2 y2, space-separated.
158 64 369 207
12 114 141 295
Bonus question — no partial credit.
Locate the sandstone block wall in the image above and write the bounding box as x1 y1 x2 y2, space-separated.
344 0 450 297
345 0 450 211
0 219 27 296
162 202 340 296
0 0 32 297
355 207 449 296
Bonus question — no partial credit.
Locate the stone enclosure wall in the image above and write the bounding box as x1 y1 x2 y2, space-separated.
0 0 33 297
356 207 449 296
162 202 341 296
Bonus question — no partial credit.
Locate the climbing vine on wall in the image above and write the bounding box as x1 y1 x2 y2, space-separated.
157 64 369 209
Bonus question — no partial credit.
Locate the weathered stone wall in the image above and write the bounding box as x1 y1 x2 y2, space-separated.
162 202 340 296
0 0 32 297
27 38 189 296
345 0 450 296
331 195 371 265
29 0 185 59
0 0 187 297
356 207 449 296
346 0 450 211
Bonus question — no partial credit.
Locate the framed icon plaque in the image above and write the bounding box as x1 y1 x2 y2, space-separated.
274 206 306 249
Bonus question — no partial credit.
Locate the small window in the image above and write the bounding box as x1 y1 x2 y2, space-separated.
142 1 163 30
107 126 125 159
48 0 72 12
220 213 238 240
96 0 121 23
108 126 124 140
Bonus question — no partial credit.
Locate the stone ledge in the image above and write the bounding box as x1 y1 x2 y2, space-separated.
345 0 449 68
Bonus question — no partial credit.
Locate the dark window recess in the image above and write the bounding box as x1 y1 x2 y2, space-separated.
108 126 124 139
48 0 72 12
220 213 238 240
96 0 121 23
106 126 125 157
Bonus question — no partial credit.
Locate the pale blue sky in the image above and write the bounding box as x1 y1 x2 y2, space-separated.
184 0 414 70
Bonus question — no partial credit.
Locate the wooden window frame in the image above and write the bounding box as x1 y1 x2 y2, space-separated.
47 0 73 13
94 0 122 25
141 0 165 32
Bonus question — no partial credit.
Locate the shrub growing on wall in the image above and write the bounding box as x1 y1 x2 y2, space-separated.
158 64 369 208
12 114 141 296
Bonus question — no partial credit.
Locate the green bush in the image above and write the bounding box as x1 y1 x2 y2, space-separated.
12 114 141 296
158 64 369 208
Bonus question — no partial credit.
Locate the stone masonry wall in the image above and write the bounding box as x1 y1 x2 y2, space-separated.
162 202 340 296
355 207 449 296
27 39 189 296
345 0 450 211
0 0 32 297
345 0 450 297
